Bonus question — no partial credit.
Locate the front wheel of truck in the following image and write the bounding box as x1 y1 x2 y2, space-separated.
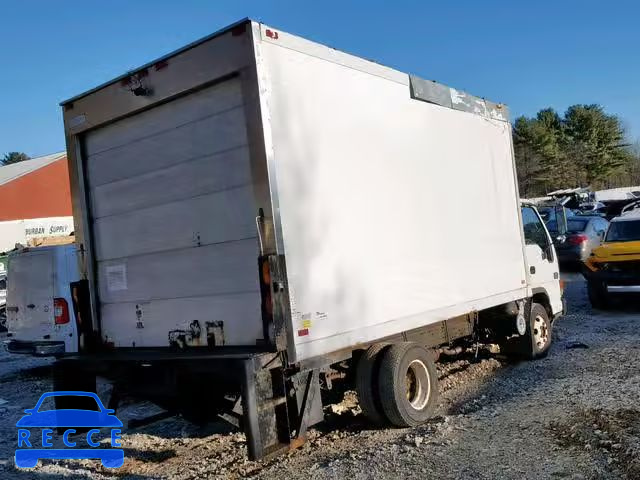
501 302 552 360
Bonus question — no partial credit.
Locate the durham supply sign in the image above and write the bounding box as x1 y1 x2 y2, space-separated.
0 216 74 252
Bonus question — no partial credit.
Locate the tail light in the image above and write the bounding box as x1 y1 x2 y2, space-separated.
568 234 588 245
259 258 273 317
54 298 70 324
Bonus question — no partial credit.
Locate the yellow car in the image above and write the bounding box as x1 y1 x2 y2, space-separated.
584 208 640 308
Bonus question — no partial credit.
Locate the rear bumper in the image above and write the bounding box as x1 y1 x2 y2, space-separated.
4 340 65 356
607 285 640 293
583 268 640 293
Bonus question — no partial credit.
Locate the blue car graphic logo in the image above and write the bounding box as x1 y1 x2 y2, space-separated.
15 391 124 468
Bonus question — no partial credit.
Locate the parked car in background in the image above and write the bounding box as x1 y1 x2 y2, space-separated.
4 244 80 356
584 207 640 308
0 272 6 306
547 216 609 265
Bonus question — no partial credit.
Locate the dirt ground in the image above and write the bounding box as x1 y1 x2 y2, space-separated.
1 273 639 479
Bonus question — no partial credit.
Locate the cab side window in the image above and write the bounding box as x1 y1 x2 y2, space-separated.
521 207 549 250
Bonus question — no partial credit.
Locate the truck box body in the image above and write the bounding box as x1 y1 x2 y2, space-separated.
62 20 526 363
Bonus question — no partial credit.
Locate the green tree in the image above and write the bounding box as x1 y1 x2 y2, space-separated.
513 104 634 196
563 105 631 185
1 152 30 166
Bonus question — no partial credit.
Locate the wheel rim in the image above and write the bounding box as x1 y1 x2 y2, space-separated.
405 359 431 410
532 314 549 350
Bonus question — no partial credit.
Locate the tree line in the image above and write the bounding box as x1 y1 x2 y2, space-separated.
1 152 30 166
514 104 640 198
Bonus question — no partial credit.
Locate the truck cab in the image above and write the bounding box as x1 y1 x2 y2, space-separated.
4 244 80 356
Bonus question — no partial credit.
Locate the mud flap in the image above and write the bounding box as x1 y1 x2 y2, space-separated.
241 357 323 460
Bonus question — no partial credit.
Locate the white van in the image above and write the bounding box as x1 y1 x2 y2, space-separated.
4 244 80 355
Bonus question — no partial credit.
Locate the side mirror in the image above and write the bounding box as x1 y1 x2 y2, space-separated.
554 205 568 235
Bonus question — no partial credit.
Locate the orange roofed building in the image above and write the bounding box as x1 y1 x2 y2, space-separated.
0 152 72 221
0 153 74 252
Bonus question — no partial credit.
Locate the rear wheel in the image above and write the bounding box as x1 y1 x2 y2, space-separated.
355 343 390 425
377 343 438 427
587 280 609 309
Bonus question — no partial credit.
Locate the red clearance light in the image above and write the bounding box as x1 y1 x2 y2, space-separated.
265 29 279 40
568 234 589 245
54 298 70 325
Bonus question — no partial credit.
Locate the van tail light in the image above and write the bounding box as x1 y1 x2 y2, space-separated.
54 298 70 324
568 234 588 246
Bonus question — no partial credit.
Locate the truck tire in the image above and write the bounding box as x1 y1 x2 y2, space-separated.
503 302 552 360
587 280 609 310
356 343 390 425
528 303 552 358
377 343 438 427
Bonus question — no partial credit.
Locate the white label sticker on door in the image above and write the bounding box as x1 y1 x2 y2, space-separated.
106 264 127 291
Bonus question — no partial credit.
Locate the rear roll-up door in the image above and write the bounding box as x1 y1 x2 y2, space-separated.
83 79 263 347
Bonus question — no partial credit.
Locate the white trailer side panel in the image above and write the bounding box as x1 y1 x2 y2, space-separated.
258 28 527 361
82 79 263 347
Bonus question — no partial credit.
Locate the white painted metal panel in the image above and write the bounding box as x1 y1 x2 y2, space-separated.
91 146 252 218
259 37 527 361
0 217 74 251
93 186 256 261
84 79 262 347
87 106 248 188
6 250 54 339
84 79 244 156
100 293 262 347
97 239 260 305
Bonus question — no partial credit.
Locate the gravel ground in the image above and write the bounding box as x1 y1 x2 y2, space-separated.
1 273 639 479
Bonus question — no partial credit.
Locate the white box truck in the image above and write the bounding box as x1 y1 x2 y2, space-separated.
58 19 563 459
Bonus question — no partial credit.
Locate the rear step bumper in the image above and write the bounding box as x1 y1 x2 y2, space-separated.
55 349 323 460
4 340 65 356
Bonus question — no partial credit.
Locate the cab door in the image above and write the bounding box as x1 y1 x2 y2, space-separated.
521 206 563 315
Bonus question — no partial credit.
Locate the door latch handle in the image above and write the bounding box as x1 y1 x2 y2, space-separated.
27 304 36 309
530 266 536 274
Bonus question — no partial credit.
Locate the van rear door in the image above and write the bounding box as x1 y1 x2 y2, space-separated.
6 250 54 340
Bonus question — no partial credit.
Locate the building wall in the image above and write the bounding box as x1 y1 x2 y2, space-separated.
0 158 72 221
